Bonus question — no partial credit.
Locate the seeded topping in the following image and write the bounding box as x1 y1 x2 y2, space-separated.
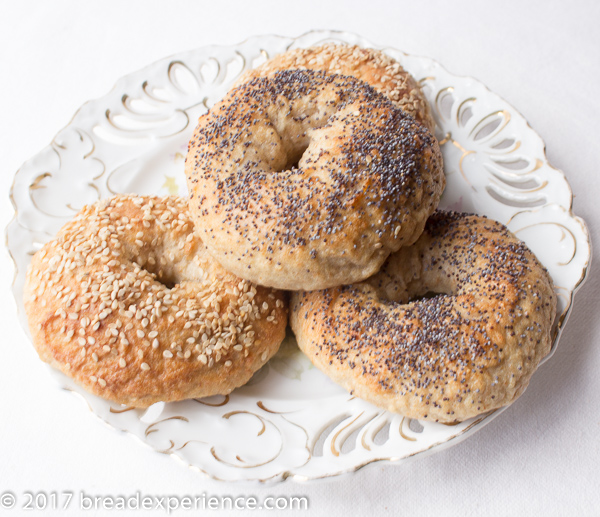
24 195 288 407
186 69 444 290
290 211 557 423
237 43 435 131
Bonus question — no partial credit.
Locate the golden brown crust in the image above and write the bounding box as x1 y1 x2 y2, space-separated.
238 43 435 132
186 69 445 291
290 211 557 423
24 195 288 407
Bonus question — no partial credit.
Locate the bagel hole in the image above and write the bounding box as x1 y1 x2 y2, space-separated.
136 258 180 290
156 275 177 290
375 282 454 306
150 268 179 290
407 290 447 303
284 143 309 171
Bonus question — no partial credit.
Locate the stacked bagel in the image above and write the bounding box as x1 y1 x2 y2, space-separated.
24 44 556 423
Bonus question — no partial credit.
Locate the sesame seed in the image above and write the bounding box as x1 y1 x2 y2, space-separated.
25 194 290 404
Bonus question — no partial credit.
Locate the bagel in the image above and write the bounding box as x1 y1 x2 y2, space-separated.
290 211 557 423
23 195 287 407
185 69 445 291
237 43 435 132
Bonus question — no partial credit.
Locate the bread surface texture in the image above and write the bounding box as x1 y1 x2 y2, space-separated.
24 195 288 407
186 69 444 290
238 43 435 132
290 211 556 423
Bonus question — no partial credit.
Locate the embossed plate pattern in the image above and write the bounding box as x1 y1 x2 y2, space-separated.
7 30 591 482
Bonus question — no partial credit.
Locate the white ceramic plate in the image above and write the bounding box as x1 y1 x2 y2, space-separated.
7 30 591 482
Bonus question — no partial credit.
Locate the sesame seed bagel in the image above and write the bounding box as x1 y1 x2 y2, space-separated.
237 43 435 132
290 211 557 423
24 195 287 408
186 69 445 291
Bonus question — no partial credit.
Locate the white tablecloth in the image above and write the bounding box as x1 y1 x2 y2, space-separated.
1 1 598 515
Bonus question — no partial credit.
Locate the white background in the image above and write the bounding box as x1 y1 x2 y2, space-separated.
1 1 598 515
